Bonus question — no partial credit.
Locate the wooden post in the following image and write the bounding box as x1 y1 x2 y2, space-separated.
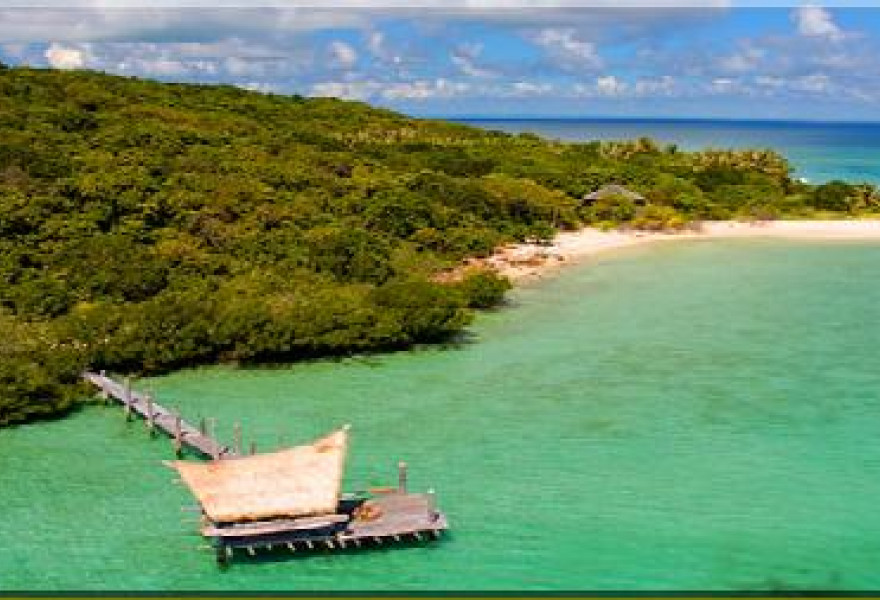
427 487 437 520
124 377 133 421
173 410 183 457
397 461 408 494
99 370 109 405
145 393 155 435
216 545 228 566
249 440 257 456
198 417 206 436
233 422 242 456
207 418 219 460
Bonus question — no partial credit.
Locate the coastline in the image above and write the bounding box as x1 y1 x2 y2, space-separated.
481 219 880 283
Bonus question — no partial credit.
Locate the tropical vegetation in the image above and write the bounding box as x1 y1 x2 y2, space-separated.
1 64 878 426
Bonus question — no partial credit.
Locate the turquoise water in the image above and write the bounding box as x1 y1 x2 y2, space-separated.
458 118 880 184
4 239 880 591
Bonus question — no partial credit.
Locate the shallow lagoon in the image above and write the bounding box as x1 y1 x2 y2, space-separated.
4 239 880 591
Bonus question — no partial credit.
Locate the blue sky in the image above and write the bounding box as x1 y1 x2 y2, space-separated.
2 2 880 120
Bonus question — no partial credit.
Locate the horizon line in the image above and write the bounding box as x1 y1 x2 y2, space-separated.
418 114 880 126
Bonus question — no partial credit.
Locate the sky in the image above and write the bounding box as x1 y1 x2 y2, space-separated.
2 2 880 120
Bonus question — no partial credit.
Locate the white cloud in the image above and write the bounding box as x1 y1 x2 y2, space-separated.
0 1 734 8
0 8 367 44
709 77 736 93
40 39 310 80
367 31 384 56
532 27 601 70
363 29 407 74
634 75 675 96
510 80 553 96
45 42 87 69
792 5 844 41
329 40 357 68
791 73 830 93
755 75 784 89
237 81 281 93
383 78 471 99
718 45 763 73
596 74 624 95
310 80 381 100
451 43 496 78
310 78 471 101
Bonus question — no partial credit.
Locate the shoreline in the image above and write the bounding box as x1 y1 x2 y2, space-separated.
479 219 880 283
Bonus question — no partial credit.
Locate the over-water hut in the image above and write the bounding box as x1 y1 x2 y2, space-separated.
168 426 448 565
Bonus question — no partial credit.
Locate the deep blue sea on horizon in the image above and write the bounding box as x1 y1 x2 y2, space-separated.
453 118 880 184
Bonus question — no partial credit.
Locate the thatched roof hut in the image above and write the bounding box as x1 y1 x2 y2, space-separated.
170 427 349 524
582 184 645 205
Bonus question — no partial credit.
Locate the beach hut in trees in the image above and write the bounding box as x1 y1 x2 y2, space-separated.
582 184 645 206
168 426 448 565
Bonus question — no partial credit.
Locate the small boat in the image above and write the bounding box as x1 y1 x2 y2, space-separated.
167 426 449 565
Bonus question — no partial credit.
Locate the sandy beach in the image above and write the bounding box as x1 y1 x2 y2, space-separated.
477 220 880 283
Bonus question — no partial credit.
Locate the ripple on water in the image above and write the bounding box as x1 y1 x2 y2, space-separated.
3 239 880 590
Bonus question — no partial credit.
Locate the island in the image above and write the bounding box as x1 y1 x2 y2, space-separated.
2 63 878 427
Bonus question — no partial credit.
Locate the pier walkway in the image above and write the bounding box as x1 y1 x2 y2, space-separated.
82 371 448 565
83 371 236 459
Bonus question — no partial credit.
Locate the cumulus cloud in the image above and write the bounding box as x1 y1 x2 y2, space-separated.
0 8 366 44
717 45 763 73
45 42 87 69
37 38 310 82
383 78 471 99
3 3 878 117
596 74 624 95
532 27 602 69
450 43 497 78
709 77 737 94
0 1 734 8
792 5 844 41
510 80 553 96
329 40 358 68
310 77 473 101
634 75 676 96
310 80 380 100
791 72 831 93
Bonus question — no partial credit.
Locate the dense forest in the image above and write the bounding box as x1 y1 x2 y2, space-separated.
2 65 879 427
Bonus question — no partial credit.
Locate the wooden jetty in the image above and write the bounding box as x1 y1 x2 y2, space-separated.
84 371 235 459
83 371 449 565
203 489 449 565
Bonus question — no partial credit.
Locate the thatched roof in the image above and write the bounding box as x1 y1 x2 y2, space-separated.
170 426 349 523
583 184 645 203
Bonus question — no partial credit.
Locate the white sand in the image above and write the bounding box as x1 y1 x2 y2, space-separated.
482 220 880 283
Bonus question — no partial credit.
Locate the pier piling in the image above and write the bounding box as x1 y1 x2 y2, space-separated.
82 372 236 460
398 461 408 493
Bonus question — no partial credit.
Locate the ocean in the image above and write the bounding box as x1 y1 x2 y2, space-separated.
456 118 880 184
5 240 880 591
3 120 880 591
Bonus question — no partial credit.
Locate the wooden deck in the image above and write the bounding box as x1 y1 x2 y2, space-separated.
83 371 236 459
82 371 450 565
210 492 449 562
